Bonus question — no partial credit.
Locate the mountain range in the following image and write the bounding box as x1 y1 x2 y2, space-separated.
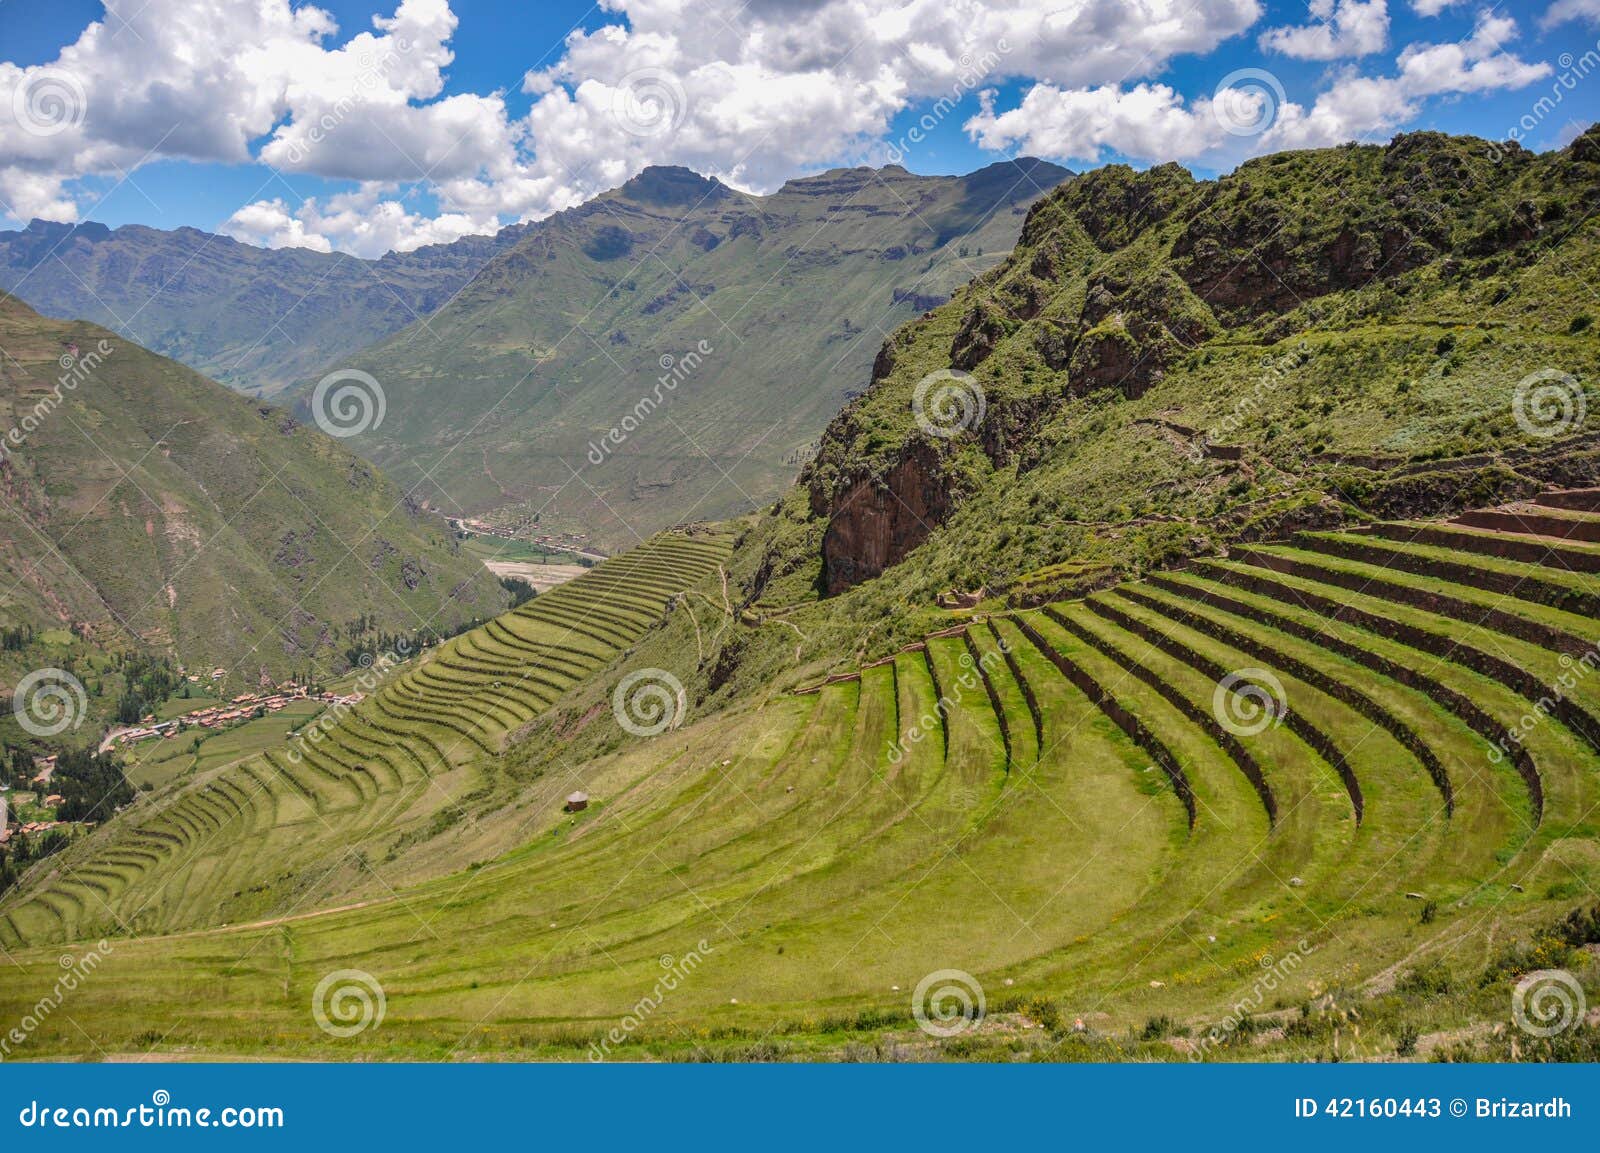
0 218 527 396
2 129 1599 1062
0 159 1071 552
295 158 1069 551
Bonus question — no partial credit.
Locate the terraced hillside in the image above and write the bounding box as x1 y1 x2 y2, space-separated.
0 528 731 948
0 500 1593 1061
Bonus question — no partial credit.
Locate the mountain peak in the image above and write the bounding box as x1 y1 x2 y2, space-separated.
615 166 729 207
9 218 113 244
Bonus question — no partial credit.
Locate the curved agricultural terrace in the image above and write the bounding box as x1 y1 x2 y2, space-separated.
0 529 733 949
1 498 1598 1059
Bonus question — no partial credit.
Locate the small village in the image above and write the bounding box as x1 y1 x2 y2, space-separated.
103 680 366 751
446 515 604 560
3 681 366 847
1 754 66 845
0 795 66 843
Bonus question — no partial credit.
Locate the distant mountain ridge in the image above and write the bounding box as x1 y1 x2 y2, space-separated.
0 218 529 396
293 157 1072 551
0 295 507 684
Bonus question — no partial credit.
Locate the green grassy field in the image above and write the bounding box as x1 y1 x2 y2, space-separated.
1 503 1596 1062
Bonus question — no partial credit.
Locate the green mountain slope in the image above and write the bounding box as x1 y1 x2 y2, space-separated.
781 129 1600 618
303 159 1070 551
0 296 507 689
0 219 526 396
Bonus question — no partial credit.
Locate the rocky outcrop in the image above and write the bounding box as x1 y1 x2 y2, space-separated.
950 297 1013 370
819 442 954 594
1067 323 1145 395
1057 162 1194 252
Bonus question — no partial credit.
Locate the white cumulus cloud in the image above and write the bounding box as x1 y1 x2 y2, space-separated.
1 0 1266 250
1265 11 1550 147
0 0 1576 254
967 10 1551 166
1260 0 1390 60
1543 0 1600 27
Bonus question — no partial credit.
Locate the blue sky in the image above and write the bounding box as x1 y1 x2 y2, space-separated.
0 1 1595 256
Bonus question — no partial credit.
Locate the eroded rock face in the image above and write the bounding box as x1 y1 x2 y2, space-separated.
950 298 1012 370
1067 325 1146 396
820 442 953 594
